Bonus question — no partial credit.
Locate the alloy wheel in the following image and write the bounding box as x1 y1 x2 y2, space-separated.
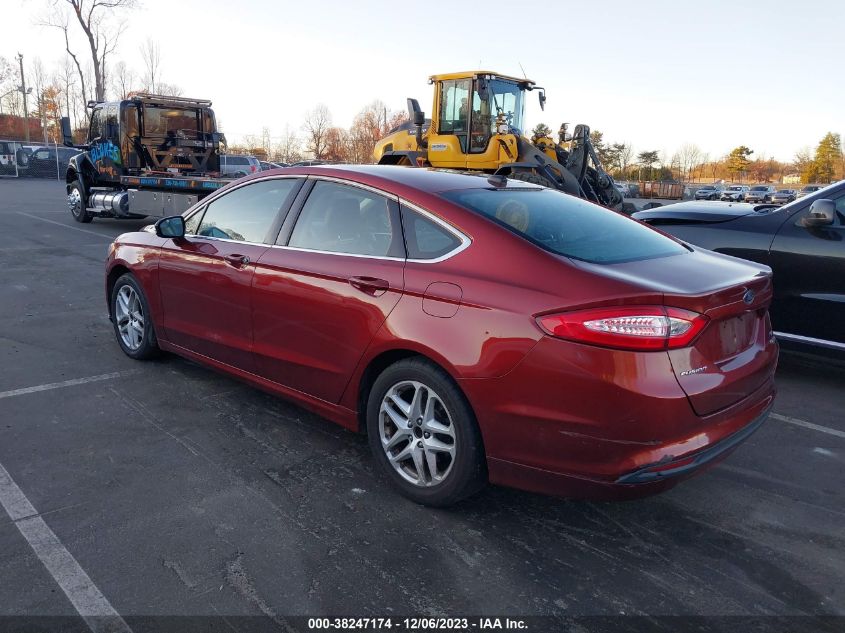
379 380 457 487
115 285 145 351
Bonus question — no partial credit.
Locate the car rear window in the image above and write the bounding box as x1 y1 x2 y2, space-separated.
441 188 688 264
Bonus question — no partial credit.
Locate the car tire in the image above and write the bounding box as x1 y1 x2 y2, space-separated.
366 357 487 507
68 180 93 224
110 273 159 360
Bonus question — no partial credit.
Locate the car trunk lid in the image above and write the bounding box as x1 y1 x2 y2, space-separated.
574 248 777 416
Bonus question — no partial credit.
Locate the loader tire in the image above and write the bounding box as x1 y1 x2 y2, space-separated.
510 171 556 189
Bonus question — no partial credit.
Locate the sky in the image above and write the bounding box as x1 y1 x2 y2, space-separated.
2 0 842 162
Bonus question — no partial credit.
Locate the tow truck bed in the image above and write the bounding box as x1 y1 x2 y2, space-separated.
120 174 231 193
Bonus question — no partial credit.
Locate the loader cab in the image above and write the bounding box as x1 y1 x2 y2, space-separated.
429 71 529 171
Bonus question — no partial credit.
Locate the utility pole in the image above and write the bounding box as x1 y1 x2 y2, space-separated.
17 53 30 142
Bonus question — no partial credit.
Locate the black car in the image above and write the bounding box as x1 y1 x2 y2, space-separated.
27 146 80 178
634 182 845 352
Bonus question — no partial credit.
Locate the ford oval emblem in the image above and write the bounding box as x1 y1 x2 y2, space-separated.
743 289 755 305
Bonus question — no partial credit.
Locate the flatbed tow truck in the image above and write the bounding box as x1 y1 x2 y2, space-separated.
60 94 234 223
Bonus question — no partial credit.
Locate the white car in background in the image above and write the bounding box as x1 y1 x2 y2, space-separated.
720 185 750 201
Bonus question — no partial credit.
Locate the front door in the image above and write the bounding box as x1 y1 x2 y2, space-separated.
157 177 303 372
769 191 845 345
252 179 406 403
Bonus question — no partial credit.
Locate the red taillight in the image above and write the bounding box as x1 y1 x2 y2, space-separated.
250 164 257 172
536 306 709 351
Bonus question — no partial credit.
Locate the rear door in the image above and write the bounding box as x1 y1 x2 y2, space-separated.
157 177 303 372
251 178 406 403
768 191 845 345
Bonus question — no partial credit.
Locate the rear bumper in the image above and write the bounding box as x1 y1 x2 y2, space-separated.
460 335 777 500
615 404 770 483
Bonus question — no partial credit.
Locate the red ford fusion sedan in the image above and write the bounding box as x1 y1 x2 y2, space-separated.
106 166 778 506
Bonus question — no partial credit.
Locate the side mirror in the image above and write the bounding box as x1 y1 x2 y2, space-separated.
61 117 74 147
803 199 835 227
538 90 547 111
155 215 186 239
407 97 425 126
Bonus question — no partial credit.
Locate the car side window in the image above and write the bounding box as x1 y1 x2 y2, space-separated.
197 178 299 243
287 181 401 257
184 207 204 235
401 205 463 260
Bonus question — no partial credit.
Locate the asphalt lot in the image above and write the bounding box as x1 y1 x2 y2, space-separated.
0 179 843 631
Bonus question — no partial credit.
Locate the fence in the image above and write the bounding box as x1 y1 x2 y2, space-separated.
0 138 69 181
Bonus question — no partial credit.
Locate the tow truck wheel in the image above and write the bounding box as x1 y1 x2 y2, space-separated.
68 180 93 224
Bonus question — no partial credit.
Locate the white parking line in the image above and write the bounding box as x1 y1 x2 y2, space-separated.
0 371 141 400
0 462 132 633
771 412 845 439
16 212 113 239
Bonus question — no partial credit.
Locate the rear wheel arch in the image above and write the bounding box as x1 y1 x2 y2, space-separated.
364 354 488 505
355 349 469 434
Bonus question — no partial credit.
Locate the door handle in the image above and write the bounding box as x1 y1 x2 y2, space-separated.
348 276 390 296
224 253 251 267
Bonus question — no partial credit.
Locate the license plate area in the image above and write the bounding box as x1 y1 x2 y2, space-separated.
717 311 758 358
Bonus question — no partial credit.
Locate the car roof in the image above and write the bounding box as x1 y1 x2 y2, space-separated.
248 164 544 194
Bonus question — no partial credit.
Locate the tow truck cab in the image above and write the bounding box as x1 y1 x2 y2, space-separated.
62 94 230 221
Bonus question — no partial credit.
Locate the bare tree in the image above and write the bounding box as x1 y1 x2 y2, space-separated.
140 38 160 93
678 143 702 182
275 124 302 164
111 60 134 99
303 104 332 159
0 56 17 115
54 55 78 126
323 127 350 163
39 13 88 105
42 0 136 101
614 143 633 178
154 82 183 97
29 58 51 143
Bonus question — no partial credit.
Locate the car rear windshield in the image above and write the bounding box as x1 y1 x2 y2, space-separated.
750 186 767 191
440 188 688 264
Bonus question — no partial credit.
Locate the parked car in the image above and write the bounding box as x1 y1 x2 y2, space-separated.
771 189 796 205
105 165 777 506
720 185 750 201
614 181 631 197
745 185 777 203
0 140 30 174
797 184 823 198
220 154 261 177
694 185 724 200
259 161 287 171
26 146 80 178
634 181 844 351
289 159 338 167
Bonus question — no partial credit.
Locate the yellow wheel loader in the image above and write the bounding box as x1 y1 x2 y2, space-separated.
374 71 624 211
